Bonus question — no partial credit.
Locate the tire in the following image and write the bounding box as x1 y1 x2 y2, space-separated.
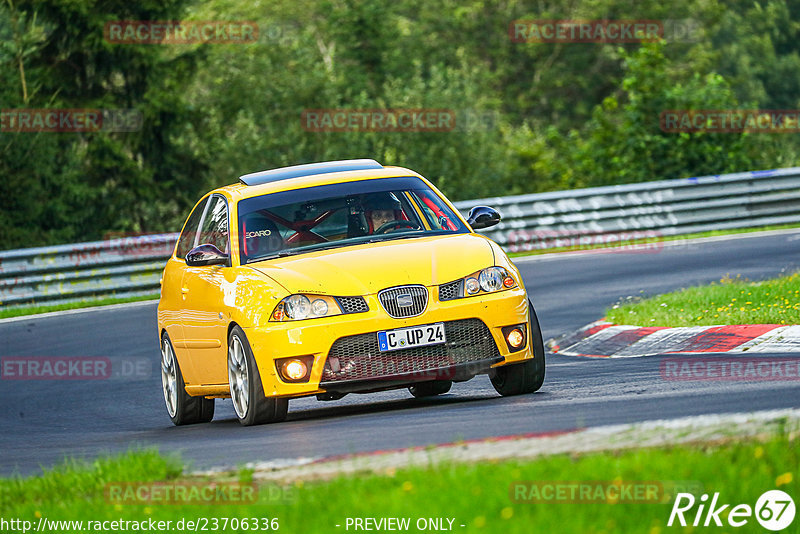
408 380 452 398
227 325 288 426
490 300 546 396
161 332 215 425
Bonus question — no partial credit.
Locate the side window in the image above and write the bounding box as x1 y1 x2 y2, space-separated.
413 195 438 226
175 197 208 259
410 191 459 231
198 195 229 253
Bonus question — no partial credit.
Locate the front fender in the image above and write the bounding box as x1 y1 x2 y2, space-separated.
227 267 290 328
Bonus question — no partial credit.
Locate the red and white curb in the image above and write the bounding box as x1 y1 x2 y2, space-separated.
548 321 800 358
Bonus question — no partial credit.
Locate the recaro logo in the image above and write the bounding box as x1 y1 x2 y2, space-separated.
668 490 795 531
245 230 272 238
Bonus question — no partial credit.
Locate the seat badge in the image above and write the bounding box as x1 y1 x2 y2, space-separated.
396 293 414 307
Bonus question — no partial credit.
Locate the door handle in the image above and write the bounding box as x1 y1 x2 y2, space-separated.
181 287 189 293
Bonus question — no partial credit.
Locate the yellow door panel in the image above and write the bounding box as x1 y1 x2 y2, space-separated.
180 265 229 385
157 258 193 373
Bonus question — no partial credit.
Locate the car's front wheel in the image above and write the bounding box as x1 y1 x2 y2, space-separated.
490 301 546 396
228 325 288 426
161 332 215 425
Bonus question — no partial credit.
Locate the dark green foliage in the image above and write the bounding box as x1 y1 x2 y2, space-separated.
2 0 799 249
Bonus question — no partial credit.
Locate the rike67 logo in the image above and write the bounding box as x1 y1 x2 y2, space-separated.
668 490 795 531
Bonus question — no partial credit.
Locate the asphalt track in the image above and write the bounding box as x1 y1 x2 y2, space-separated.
2 230 800 476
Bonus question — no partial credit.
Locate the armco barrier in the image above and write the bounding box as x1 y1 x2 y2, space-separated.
0 234 178 308
2 167 800 309
452 167 800 252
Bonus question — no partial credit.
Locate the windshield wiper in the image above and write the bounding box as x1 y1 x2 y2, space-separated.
262 242 350 259
367 232 425 243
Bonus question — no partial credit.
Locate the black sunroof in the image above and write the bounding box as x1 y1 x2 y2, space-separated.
238 159 384 186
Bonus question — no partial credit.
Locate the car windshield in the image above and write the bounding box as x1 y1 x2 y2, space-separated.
237 176 466 264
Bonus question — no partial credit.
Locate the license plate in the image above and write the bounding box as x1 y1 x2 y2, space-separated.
377 323 446 352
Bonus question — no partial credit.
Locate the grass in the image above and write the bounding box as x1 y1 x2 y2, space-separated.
606 272 800 327
0 294 159 320
508 223 800 258
1 435 797 533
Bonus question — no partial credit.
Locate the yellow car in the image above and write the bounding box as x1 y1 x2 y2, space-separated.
157 159 545 426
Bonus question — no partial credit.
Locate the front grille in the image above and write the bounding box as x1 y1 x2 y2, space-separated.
438 280 463 301
321 319 501 383
378 285 428 318
336 296 369 314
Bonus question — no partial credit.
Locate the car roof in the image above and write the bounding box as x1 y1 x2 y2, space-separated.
212 160 426 201
239 159 383 186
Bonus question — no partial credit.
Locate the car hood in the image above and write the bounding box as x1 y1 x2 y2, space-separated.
246 234 494 295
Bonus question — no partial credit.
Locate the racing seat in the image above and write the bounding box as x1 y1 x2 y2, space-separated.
242 213 285 257
347 212 369 238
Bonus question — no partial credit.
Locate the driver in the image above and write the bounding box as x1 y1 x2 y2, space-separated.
363 192 404 233
369 209 395 231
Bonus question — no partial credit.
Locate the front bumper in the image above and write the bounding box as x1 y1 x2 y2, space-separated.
243 286 532 398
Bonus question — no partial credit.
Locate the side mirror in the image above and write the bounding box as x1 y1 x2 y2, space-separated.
186 244 230 267
466 206 501 230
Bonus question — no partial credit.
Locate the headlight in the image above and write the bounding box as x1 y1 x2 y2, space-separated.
311 298 328 316
465 277 481 295
285 295 311 319
440 266 517 300
479 267 505 292
271 294 342 321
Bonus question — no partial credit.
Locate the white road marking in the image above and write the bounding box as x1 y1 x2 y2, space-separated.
0 299 158 324
513 227 800 263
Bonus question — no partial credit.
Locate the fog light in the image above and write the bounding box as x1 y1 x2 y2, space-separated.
507 328 524 348
282 359 308 381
